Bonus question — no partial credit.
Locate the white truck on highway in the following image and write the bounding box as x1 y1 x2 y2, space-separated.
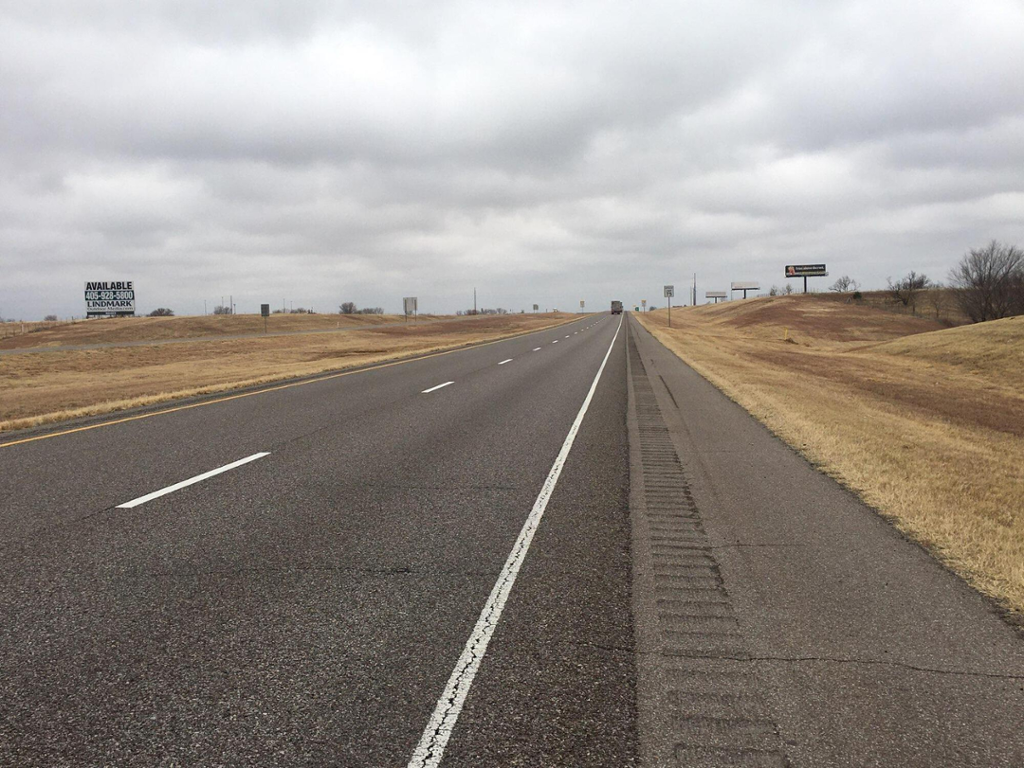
611 300 623 315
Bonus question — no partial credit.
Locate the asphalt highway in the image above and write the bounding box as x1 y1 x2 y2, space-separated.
3 311 1024 766
0 314 636 766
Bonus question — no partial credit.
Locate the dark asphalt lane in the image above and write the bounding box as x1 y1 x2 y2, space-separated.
0 315 594 539
0 314 634 765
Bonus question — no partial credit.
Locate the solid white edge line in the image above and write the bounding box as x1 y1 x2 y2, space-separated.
498 359 513 365
422 381 455 394
407 315 623 768
117 452 270 509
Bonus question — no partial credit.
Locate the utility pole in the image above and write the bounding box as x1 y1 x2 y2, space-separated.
230 295 233 315
204 299 207 316
473 287 477 315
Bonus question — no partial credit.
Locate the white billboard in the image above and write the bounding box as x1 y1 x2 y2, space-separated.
730 282 759 291
85 281 135 317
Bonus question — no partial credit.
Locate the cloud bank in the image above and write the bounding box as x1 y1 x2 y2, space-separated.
2 0 1022 317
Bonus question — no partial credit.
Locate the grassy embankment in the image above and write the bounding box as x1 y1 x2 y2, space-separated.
636 295 1024 614
0 312 419 347
0 312 576 434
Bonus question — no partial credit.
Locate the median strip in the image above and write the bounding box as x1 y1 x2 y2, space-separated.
117 452 270 509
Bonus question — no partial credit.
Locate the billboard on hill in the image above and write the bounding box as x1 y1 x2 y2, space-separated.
85 281 135 317
785 264 827 277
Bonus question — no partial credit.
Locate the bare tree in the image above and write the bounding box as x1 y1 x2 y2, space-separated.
44 314 58 321
148 307 174 316
829 275 859 292
213 304 231 315
1013 269 1024 316
356 307 383 314
339 302 357 314
887 271 932 311
948 240 1024 322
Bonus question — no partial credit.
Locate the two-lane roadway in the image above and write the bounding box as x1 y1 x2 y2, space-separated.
0 314 636 766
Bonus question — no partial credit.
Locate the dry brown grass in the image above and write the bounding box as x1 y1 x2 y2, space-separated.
0 313 577 433
636 296 1024 614
0 312 424 349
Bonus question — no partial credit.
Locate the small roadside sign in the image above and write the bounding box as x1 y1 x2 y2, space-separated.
260 304 270 317
664 285 674 298
533 304 539 312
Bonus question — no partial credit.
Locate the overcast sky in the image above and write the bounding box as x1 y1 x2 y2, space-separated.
2 1 1023 319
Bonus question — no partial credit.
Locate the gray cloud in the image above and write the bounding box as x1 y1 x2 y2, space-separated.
1 0 1023 319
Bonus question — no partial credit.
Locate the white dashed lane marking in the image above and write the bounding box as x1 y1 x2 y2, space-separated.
498 359 512 365
422 381 455 394
117 453 270 509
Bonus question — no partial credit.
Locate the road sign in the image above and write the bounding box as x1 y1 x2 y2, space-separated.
785 264 827 277
641 299 646 307
403 297 418 315
580 300 585 308
533 304 539 311
85 281 135 317
260 304 270 317
664 285 674 298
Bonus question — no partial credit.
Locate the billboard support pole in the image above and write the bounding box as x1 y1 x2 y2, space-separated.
804 276 808 294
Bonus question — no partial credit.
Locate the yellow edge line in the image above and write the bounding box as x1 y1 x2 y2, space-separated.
0 317 586 449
